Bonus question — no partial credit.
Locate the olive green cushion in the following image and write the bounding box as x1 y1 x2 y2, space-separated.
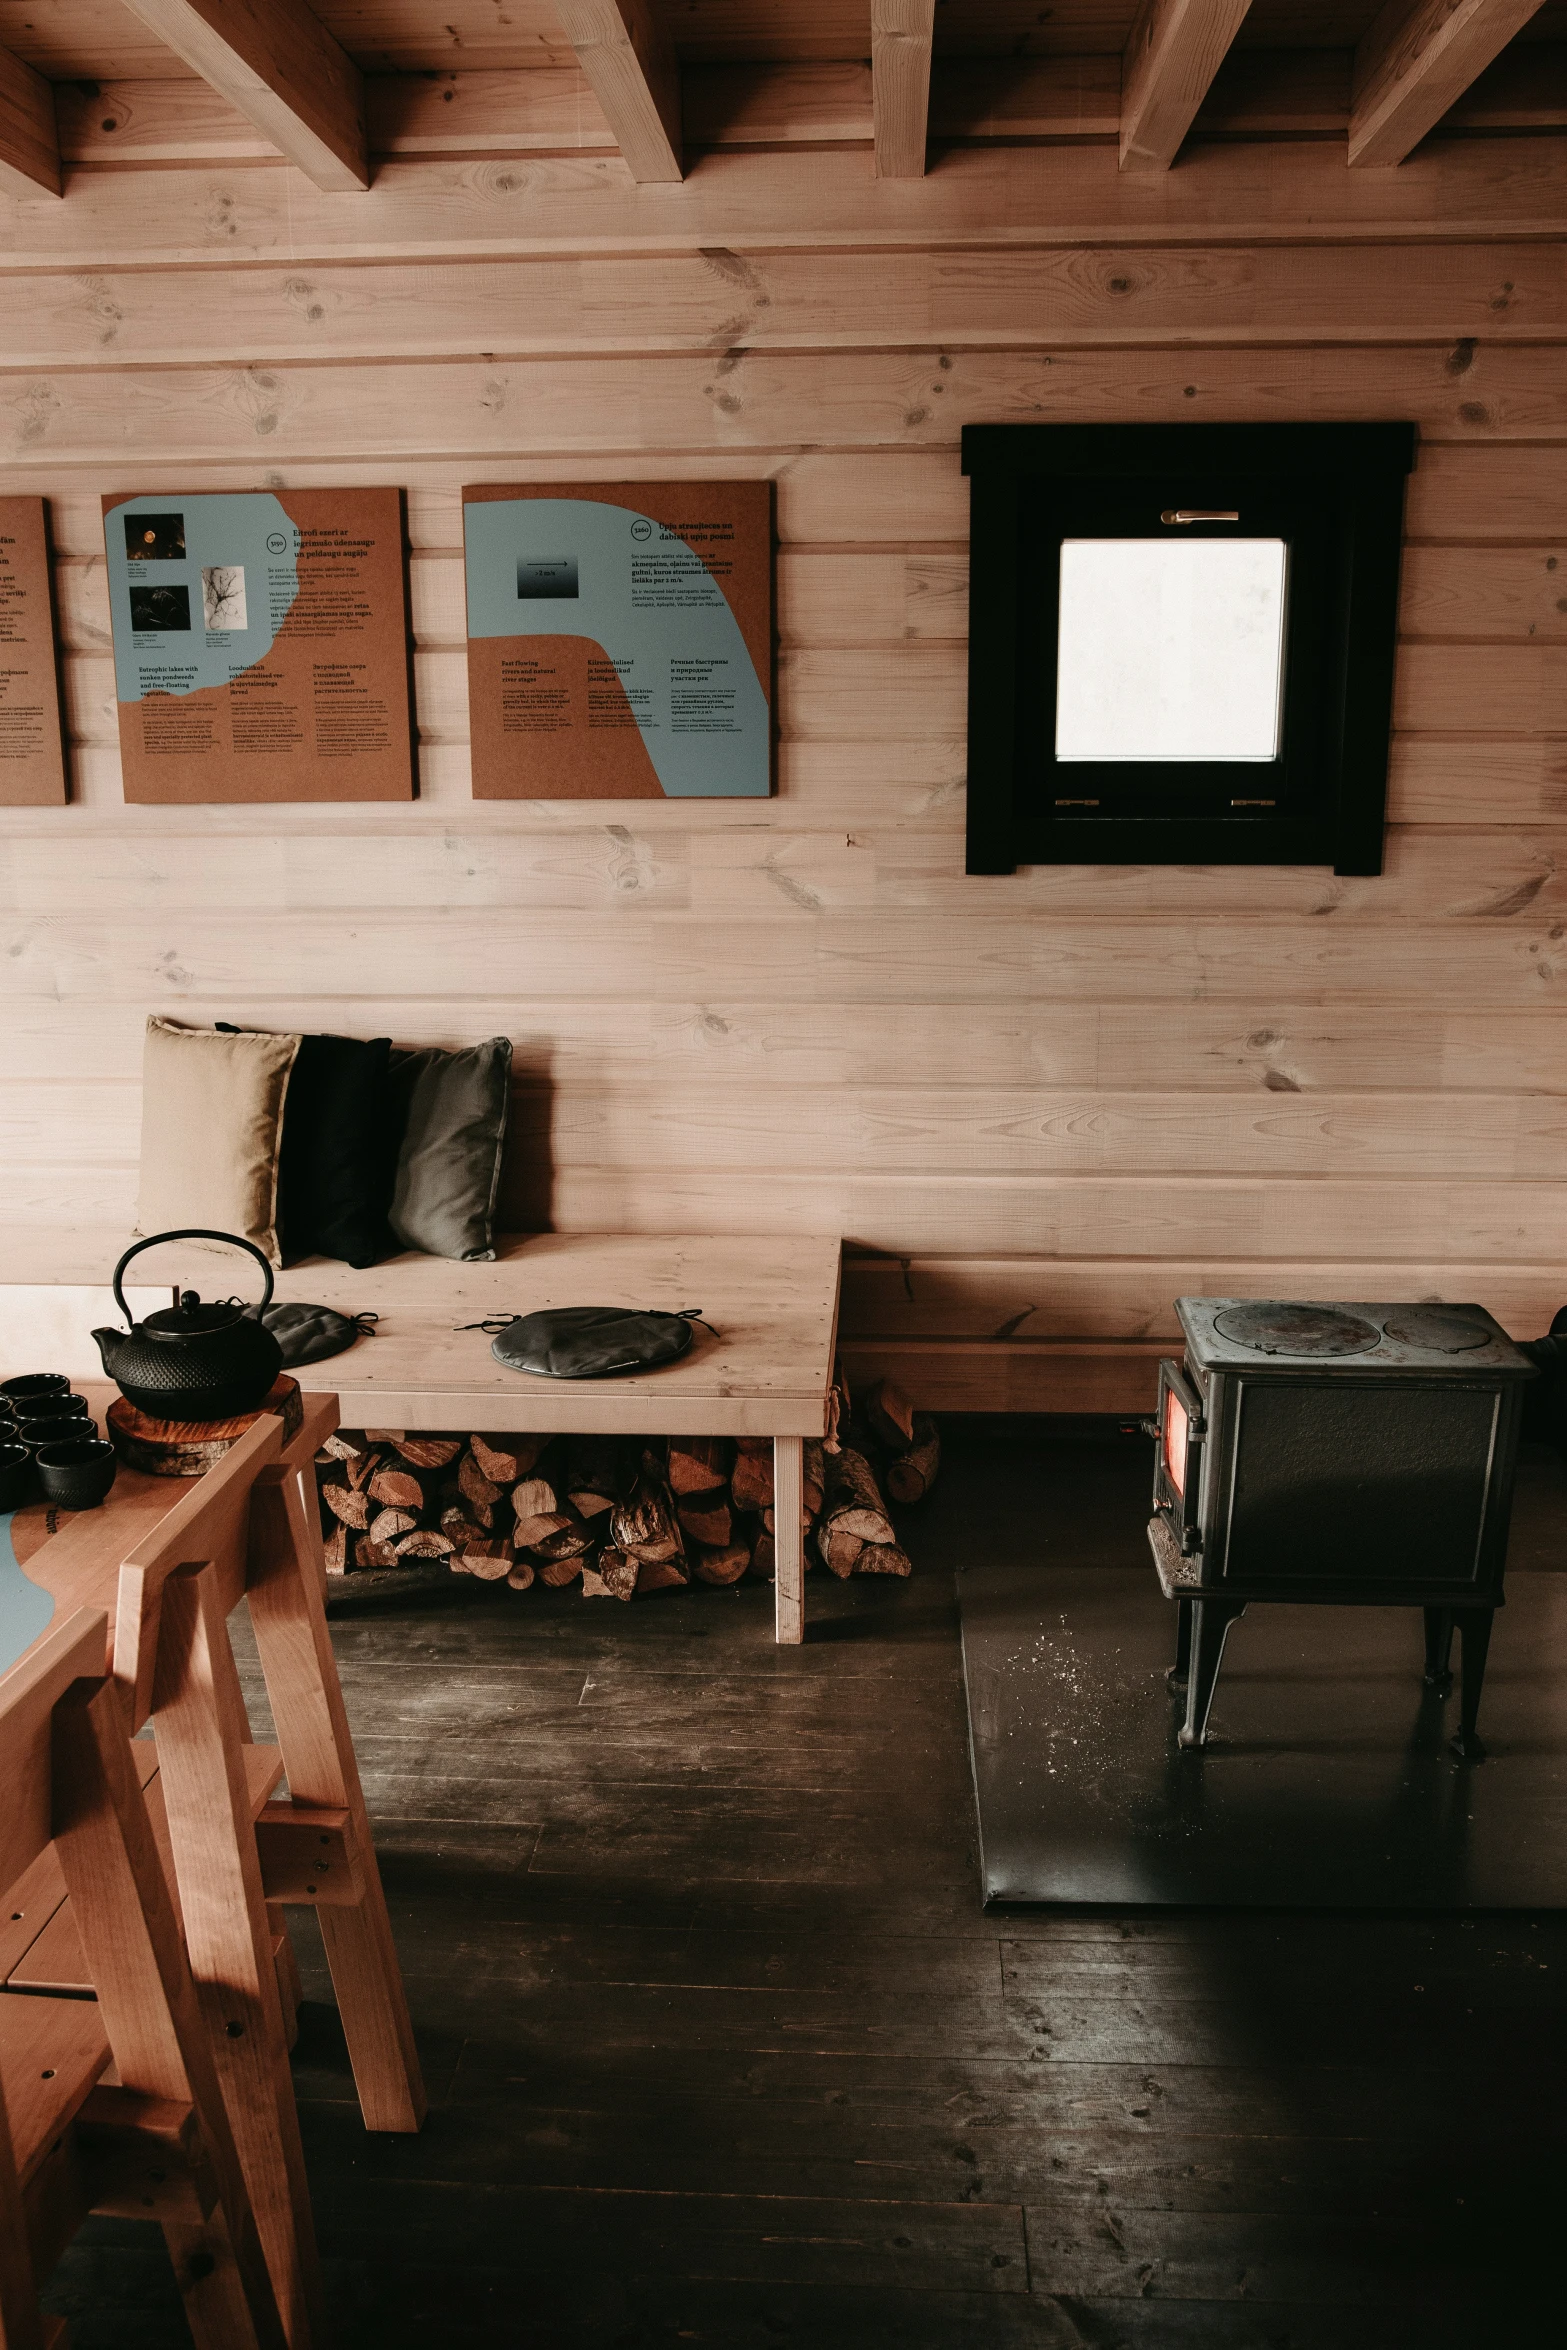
387 1038 512 1262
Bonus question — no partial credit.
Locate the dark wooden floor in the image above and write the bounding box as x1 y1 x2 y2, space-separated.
47 1428 1567 2347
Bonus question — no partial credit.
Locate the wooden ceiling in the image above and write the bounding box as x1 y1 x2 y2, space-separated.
1 0 1564 198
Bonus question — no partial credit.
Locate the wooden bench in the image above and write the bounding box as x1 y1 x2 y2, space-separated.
1 1231 844 1646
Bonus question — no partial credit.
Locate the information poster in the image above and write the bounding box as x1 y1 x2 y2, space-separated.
463 482 772 798
0 498 67 806
102 488 414 802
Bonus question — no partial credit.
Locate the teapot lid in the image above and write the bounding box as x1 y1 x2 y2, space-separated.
144 1288 252 1341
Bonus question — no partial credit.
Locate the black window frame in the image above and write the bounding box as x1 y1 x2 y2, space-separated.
963 423 1416 877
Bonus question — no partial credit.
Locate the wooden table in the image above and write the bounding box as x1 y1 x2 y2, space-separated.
262 1232 844 1645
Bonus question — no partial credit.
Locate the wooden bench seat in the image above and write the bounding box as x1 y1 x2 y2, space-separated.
0 1229 844 1643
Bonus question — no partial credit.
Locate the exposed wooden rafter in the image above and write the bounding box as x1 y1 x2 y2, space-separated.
113 0 367 190
1349 0 1547 166
555 0 683 182
873 0 936 177
1120 0 1256 170
0 41 61 196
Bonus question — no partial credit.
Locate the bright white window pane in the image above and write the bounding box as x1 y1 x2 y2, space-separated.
1055 538 1287 763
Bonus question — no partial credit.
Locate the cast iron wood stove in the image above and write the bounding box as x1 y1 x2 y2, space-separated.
1149 1299 1537 1757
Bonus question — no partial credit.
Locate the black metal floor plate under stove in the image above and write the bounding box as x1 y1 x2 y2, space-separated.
959 1545 1567 1912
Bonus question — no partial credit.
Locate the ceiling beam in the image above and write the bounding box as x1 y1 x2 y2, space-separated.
0 42 61 197
873 0 936 177
113 0 367 190
1120 0 1256 169
555 0 682 182
1350 0 1547 165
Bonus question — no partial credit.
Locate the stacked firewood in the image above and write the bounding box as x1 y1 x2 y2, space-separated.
313 1375 939 1600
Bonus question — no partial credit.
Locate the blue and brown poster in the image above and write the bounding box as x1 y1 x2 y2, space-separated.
102 488 413 803
462 482 772 798
0 497 67 806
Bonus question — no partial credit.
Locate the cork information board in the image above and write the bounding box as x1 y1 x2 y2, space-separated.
463 482 772 798
0 498 67 806
103 488 414 803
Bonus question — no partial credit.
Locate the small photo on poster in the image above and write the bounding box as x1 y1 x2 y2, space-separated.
129 582 191 632
202 565 247 630
125 513 186 562
517 556 578 599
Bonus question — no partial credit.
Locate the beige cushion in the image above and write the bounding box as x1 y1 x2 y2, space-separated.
136 1018 301 1266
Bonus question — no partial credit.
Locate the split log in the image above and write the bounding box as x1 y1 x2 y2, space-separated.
318 1430 372 1467
452 1541 512 1582
634 1553 689 1595
394 1528 454 1560
885 1415 941 1506
369 1506 417 1545
368 1464 425 1512
471 1431 550 1485
322 1521 347 1575
677 1487 732 1548
529 1508 596 1564
569 1487 616 1522
506 1556 535 1591
611 1454 685 1565
731 1437 774 1513
512 1475 571 1550
458 1450 504 1525
864 1377 915 1452
751 1528 776 1581
856 1542 912 1578
587 1546 639 1602
353 1537 399 1570
321 1481 371 1533
390 1434 463 1471
537 1553 586 1588
819 1527 865 1580
691 1538 749 1587
819 1447 895 1546
668 1434 732 1495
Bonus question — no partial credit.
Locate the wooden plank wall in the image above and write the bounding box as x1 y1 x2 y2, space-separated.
1 125 1564 1411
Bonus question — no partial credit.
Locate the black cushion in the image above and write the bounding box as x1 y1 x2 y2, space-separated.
277 1032 397 1268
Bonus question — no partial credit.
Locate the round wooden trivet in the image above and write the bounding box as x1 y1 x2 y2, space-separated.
106 1374 304 1477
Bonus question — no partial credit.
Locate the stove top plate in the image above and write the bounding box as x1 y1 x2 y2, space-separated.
1211 1303 1383 1357
1381 1309 1490 1355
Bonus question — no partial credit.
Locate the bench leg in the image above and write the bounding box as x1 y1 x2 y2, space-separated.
246 1467 426 2134
773 1437 805 1646
152 1564 325 2350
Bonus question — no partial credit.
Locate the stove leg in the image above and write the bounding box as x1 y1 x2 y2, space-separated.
1450 1608 1494 1761
1422 1607 1455 1693
1177 1599 1245 1750
1168 1599 1193 1692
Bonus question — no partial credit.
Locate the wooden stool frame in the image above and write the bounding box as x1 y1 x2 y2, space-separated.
4 1388 427 2350
0 1606 285 2350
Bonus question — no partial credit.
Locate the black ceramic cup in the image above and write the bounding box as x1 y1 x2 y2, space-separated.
35 1438 117 1510
0 1441 29 1511
1 1372 72 1408
18 1409 93 1453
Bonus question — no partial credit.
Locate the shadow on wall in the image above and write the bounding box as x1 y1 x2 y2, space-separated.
497 1045 553 1234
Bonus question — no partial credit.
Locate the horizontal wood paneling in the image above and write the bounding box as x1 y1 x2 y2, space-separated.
2 131 1565 1404
8 244 1567 369
8 352 1567 474
4 140 1566 277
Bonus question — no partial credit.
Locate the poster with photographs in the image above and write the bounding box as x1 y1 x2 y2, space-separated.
0 498 67 806
102 488 414 802
463 482 773 798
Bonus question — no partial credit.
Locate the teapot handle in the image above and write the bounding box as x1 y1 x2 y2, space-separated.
111 1229 276 1329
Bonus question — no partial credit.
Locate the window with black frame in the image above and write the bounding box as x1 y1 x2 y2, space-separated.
962 423 1416 876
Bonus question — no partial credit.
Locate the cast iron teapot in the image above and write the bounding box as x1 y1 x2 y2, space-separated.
93 1228 284 1422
